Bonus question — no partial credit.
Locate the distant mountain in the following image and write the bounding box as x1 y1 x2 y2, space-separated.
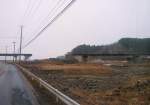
71 38 150 55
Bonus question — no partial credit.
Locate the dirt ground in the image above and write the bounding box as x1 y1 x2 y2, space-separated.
21 61 150 105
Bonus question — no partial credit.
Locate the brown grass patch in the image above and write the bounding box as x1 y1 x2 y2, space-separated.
27 63 112 75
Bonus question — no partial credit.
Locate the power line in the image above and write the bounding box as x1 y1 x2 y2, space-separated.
0 37 18 39
22 0 37 25
23 0 75 49
27 0 65 40
37 0 65 28
26 0 43 22
21 0 31 24
22 0 67 46
0 45 12 48
21 0 61 42
28 0 42 16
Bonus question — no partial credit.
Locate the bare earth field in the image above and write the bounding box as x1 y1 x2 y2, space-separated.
21 61 150 105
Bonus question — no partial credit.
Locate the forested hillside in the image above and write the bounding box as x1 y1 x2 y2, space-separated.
118 38 150 53
71 38 150 54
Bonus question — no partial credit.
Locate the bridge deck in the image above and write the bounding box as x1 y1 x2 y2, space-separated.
0 53 32 57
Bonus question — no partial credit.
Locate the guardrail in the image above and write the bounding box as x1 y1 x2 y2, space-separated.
16 64 80 105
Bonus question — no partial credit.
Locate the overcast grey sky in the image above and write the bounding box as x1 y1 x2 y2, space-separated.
0 0 150 59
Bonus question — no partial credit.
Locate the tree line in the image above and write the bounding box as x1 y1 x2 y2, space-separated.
71 38 150 55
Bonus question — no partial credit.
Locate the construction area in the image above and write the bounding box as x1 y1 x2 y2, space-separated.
20 60 150 105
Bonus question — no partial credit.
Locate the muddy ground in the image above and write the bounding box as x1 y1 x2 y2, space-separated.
20 61 150 105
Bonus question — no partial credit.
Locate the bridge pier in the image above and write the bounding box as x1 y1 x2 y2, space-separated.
24 56 31 61
72 53 150 63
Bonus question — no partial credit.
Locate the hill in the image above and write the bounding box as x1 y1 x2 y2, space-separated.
71 38 150 55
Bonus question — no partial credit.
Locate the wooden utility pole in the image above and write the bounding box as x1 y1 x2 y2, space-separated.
19 26 23 62
13 42 16 62
5 46 8 63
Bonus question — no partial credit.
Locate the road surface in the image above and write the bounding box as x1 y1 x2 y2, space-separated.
0 62 38 105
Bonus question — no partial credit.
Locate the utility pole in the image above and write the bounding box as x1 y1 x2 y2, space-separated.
13 42 16 62
19 26 23 62
5 46 8 63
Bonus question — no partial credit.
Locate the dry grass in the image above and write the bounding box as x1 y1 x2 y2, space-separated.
22 61 150 105
28 63 112 75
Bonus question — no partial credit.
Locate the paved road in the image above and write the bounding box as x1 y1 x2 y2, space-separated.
0 62 38 105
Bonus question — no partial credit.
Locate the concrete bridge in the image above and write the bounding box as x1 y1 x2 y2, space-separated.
72 53 150 62
0 53 32 61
